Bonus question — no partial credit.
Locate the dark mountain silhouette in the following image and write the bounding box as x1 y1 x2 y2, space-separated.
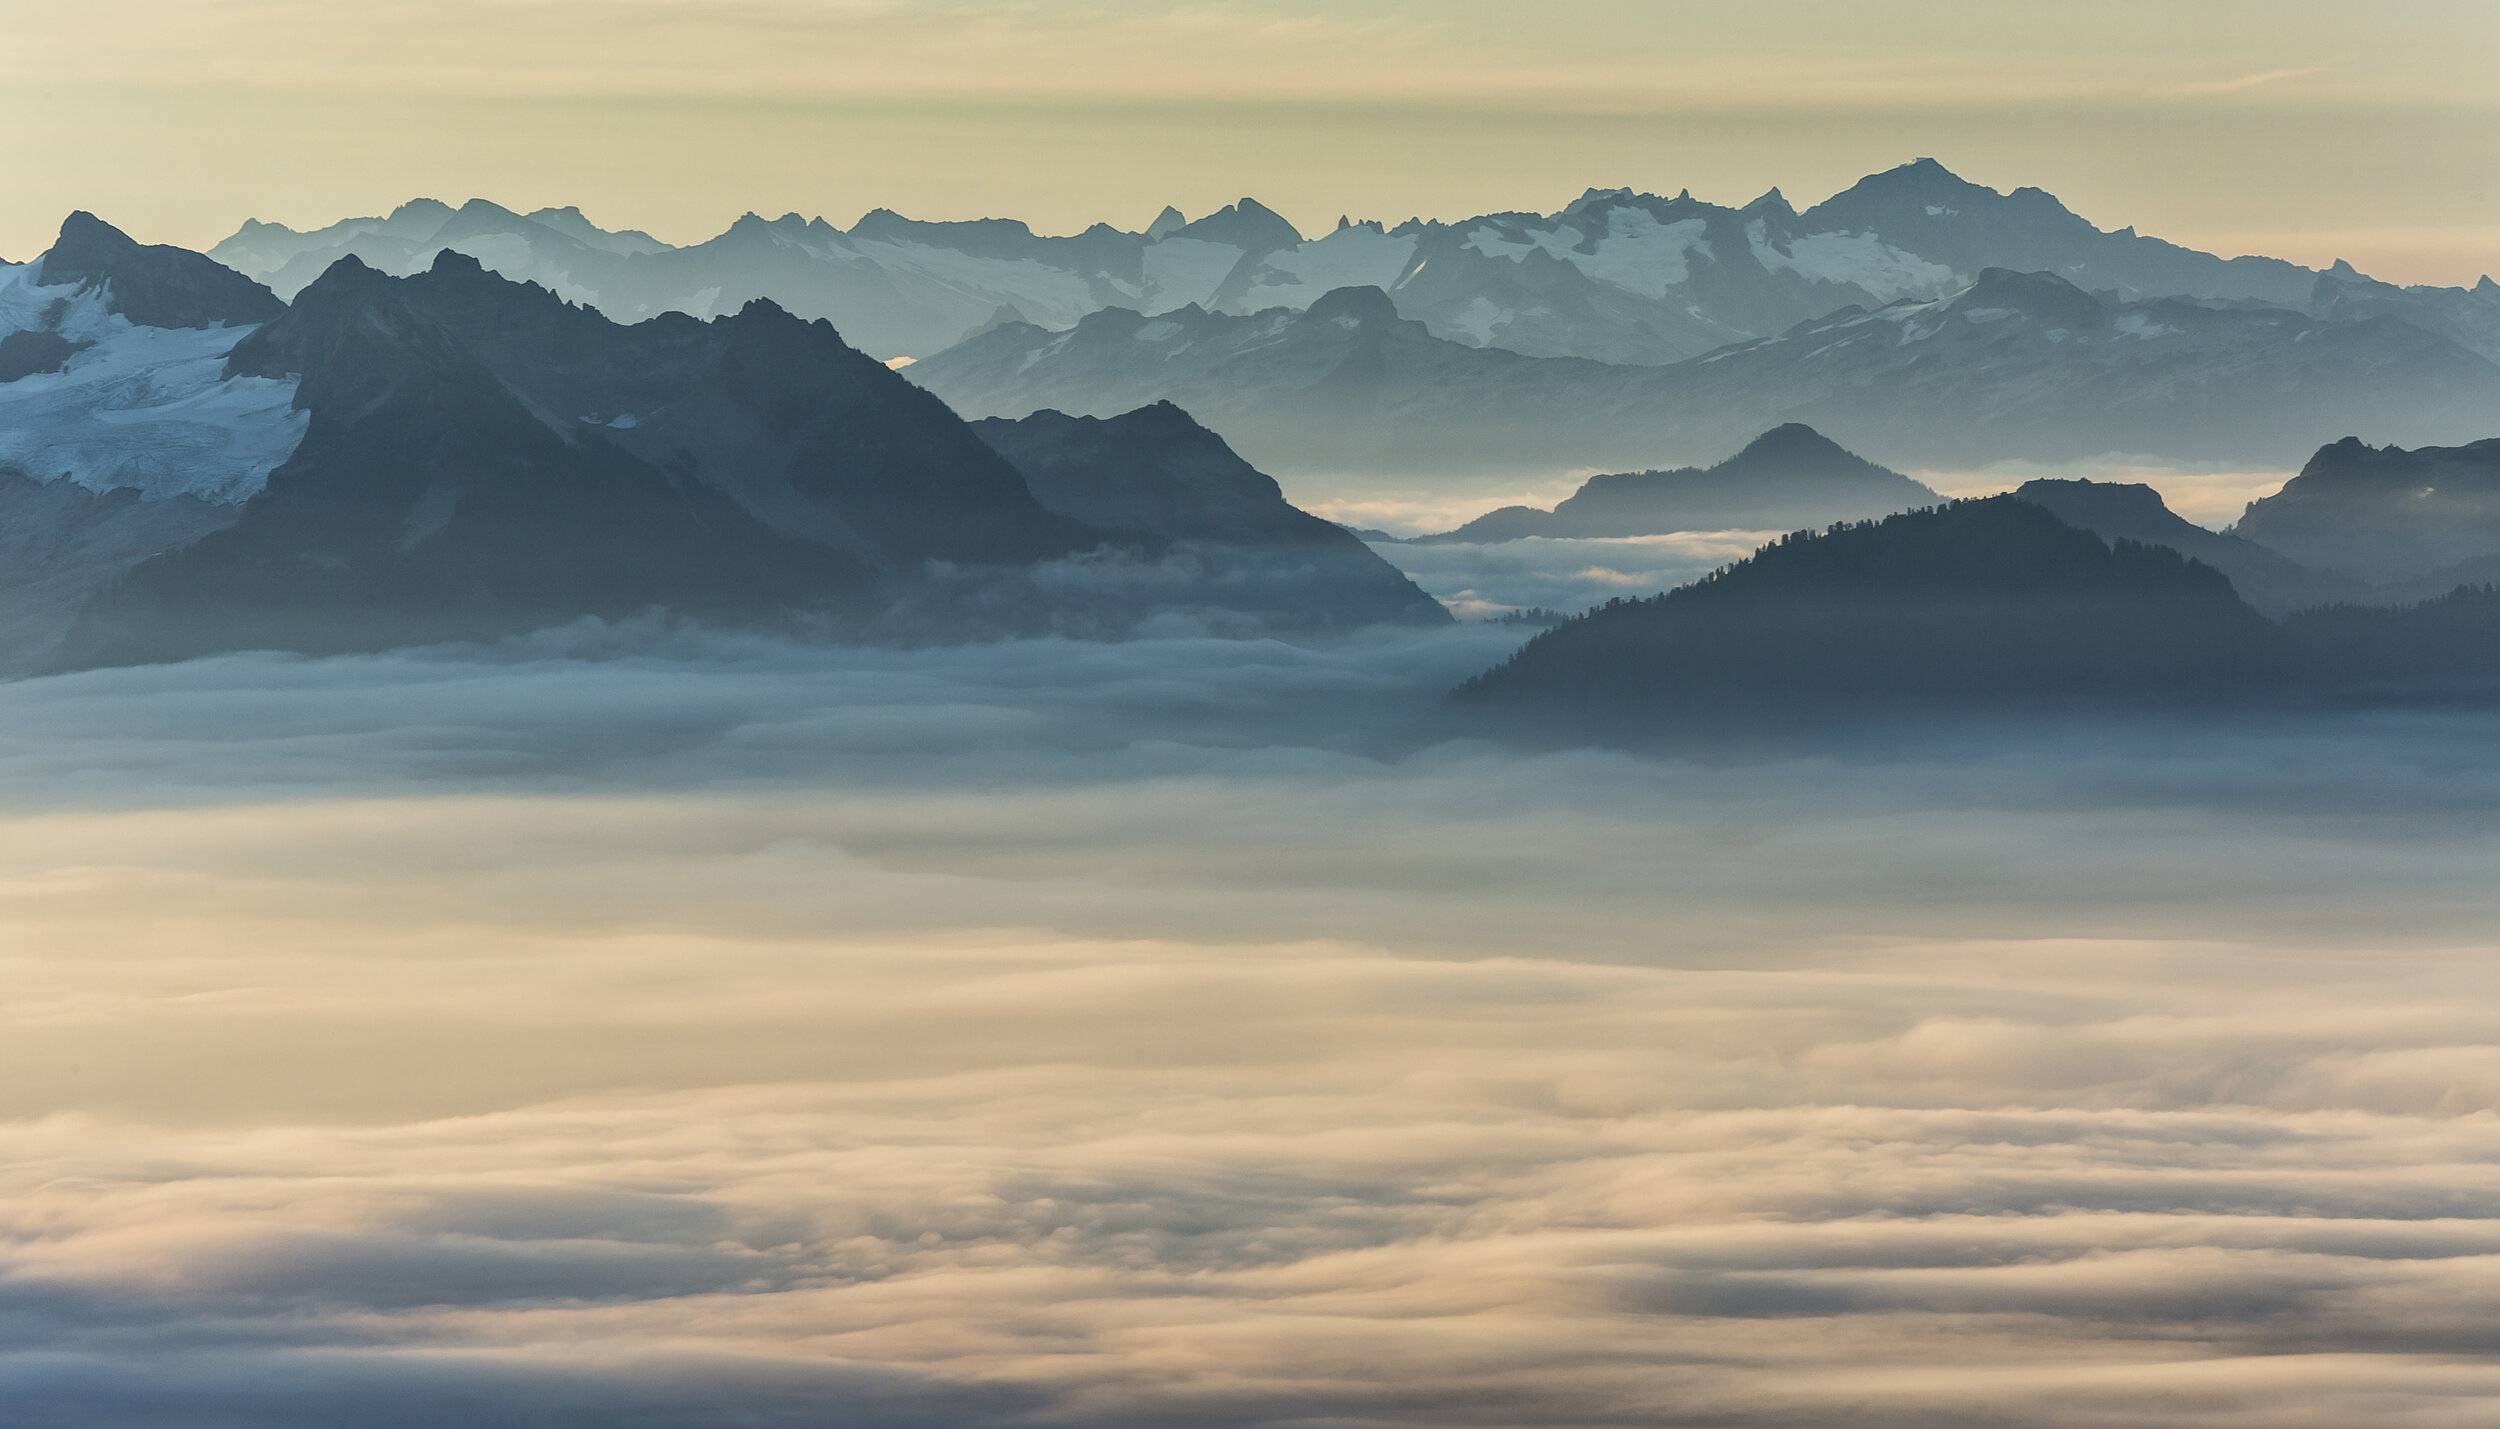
2232 437 2500 585
2282 586 2500 692
2011 477 2361 615
37 211 285 330
1450 498 2287 721
969 402 1449 631
1448 497 2500 731
1414 425 1937 542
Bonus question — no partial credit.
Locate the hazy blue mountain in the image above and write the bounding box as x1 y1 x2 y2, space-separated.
907 273 2500 476
2011 477 2362 616
2232 437 2500 585
213 161 2431 368
970 402 1449 631
1796 159 2318 308
1413 424 1938 542
1446 496 2500 731
2309 262 2500 363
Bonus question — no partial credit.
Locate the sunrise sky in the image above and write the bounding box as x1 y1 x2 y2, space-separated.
4 0 2494 284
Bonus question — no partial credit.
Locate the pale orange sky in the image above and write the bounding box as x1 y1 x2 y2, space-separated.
2 0 2494 284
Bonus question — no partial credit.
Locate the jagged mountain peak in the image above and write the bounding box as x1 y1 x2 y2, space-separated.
224 253 480 416
1742 187 1795 217
1175 198 1302 253
38 211 287 331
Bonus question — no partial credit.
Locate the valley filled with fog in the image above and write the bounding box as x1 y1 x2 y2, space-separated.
6 631 2500 1427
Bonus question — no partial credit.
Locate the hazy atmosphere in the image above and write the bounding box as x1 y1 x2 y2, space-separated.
3 2 2499 1425
5 0 2498 283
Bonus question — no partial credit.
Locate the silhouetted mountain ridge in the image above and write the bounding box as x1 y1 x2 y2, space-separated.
1450 495 2500 729
1416 425 1938 542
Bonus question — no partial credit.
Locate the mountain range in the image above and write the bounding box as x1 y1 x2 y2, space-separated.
906 272 2500 476
1 215 1444 672
208 161 2500 370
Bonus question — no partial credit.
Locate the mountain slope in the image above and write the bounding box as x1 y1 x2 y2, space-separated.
1449 497 2289 719
1415 425 1938 542
2011 478 2362 615
380 249 1096 566
969 402 1450 631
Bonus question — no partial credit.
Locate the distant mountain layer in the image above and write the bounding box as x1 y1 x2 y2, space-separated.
1412 424 1938 542
210 161 2497 368
908 273 2500 475
2 216 1445 672
1448 497 2500 730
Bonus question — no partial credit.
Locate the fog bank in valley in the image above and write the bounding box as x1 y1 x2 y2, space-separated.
4 629 2500 1426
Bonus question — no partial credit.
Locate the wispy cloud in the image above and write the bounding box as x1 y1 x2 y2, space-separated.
2170 66 2324 96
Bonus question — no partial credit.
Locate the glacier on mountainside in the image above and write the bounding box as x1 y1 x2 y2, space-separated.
0 264 305 504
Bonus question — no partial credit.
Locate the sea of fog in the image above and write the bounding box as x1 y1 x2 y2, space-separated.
4 613 2500 1428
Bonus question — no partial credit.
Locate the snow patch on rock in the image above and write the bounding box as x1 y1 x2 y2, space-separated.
1747 221 1959 304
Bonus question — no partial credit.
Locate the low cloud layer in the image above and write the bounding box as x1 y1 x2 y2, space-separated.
3 631 2500 1425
